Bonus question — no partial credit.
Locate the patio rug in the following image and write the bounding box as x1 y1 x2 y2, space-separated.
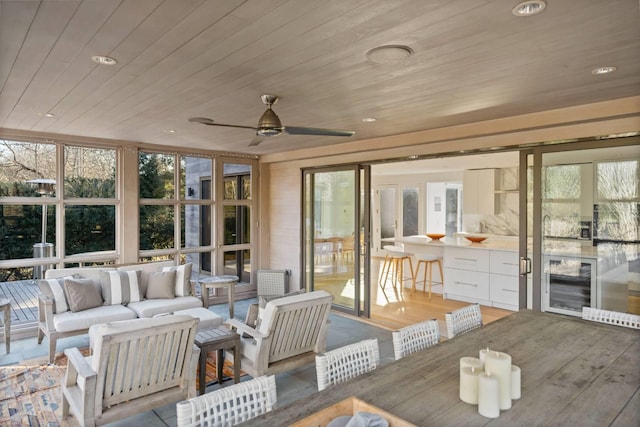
0 349 244 426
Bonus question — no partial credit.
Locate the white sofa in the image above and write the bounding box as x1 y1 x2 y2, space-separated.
37 260 203 362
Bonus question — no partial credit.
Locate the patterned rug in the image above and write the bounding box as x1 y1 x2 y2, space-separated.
0 349 244 426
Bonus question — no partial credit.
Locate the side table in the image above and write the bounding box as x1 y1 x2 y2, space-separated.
199 275 239 318
195 327 241 395
0 298 10 354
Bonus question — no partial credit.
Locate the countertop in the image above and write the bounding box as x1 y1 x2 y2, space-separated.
400 235 519 252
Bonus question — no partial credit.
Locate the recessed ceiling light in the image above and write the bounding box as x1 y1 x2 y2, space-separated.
362 117 377 123
164 129 177 134
38 112 55 118
366 45 414 64
91 55 117 65
512 1 546 16
591 66 617 75
408 155 419 160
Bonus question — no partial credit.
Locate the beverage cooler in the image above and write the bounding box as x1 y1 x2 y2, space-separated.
543 255 596 316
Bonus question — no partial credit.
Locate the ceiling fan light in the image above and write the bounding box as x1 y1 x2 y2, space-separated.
257 128 282 137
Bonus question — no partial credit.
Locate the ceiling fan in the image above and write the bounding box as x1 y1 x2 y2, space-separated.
188 94 355 146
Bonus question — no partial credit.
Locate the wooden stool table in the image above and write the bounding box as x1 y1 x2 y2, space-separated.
199 275 239 318
0 298 10 354
194 327 241 395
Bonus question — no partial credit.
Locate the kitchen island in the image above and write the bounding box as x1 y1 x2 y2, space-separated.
399 235 520 311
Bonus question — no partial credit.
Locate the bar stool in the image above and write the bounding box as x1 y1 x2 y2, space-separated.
379 246 415 293
413 254 443 300
0 298 10 354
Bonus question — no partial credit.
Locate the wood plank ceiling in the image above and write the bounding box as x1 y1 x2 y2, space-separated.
0 0 638 156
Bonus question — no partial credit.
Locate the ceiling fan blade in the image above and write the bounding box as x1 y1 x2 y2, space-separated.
249 136 265 146
188 117 256 130
283 126 355 137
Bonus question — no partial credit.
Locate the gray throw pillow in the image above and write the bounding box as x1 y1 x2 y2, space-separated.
101 270 142 305
161 263 192 296
63 278 103 312
37 275 77 314
146 270 177 299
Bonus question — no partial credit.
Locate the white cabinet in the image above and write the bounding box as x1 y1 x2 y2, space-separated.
444 247 490 305
489 250 519 311
462 169 496 215
444 247 519 311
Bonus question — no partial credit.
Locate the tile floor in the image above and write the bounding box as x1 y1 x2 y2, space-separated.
0 298 394 426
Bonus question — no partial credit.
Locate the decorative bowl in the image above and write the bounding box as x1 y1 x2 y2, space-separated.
465 236 487 243
426 233 446 241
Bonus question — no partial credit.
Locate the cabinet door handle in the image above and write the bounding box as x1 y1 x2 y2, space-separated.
456 281 478 287
502 288 517 293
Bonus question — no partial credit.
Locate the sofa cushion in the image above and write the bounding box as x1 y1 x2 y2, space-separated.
117 260 174 296
102 270 142 305
64 278 103 312
45 267 115 282
146 270 176 299
126 295 202 318
53 304 137 333
38 275 76 314
162 263 192 296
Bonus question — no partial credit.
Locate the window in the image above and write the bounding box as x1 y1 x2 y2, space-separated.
403 187 419 236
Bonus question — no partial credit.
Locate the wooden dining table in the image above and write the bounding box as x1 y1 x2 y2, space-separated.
241 310 640 426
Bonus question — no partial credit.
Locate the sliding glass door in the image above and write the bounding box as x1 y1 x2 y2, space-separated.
303 165 370 316
522 137 640 317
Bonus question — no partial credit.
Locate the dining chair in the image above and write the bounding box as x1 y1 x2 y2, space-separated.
582 307 640 329
176 375 277 427
392 319 440 360
445 303 483 338
315 338 379 391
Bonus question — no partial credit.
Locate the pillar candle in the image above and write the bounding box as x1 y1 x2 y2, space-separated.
511 365 521 400
478 372 500 418
479 347 490 363
460 356 484 374
460 366 482 404
484 351 512 410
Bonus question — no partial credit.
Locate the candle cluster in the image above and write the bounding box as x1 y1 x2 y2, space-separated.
459 348 521 418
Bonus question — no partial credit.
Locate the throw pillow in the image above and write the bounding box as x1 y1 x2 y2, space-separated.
161 263 192 297
146 270 177 299
37 275 77 314
63 278 103 312
101 270 142 305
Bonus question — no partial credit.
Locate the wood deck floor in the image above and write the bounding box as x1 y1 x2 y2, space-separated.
0 280 39 324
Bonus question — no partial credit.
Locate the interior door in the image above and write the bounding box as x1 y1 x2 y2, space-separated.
303 165 369 316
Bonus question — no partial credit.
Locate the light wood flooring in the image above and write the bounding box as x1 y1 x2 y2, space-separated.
314 255 513 333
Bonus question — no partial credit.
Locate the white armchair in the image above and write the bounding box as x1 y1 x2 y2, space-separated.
61 315 200 427
226 290 333 377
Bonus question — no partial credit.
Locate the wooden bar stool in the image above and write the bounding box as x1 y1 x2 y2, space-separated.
379 246 415 293
413 254 443 300
0 298 10 354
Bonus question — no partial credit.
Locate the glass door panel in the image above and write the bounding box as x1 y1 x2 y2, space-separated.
304 166 365 314
534 144 640 316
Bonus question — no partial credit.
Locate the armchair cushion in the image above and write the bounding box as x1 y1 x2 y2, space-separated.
101 270 142 305
145 270 176 299
38 275 76 314
63 278 103 312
